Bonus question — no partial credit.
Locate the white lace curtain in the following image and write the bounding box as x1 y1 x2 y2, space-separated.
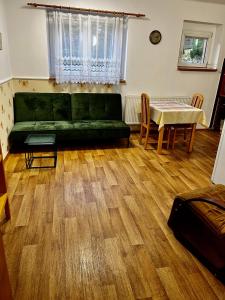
48 11 128 84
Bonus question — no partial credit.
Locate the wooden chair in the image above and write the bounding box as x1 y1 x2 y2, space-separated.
139 93 170 150
191 93 204 109
171 93 204 150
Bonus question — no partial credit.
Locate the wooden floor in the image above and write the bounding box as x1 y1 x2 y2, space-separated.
2 130 225 300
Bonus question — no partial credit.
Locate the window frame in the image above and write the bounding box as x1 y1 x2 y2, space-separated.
178 30 213 68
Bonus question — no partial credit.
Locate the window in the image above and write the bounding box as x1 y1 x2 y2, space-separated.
178 31 212 68
47 11 128 84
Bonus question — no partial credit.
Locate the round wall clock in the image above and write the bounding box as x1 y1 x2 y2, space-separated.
149 30 162 45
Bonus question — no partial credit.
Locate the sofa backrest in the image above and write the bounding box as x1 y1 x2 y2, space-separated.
71 93 122 120
14 93 71 122
13 92 123 122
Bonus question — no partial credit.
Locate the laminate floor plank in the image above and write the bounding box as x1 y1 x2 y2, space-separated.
1 130 225 300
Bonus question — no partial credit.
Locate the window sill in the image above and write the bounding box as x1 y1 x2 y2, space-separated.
177 66 217 72
48 77 126 84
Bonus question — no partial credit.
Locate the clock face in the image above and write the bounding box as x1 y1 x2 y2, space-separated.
149 30 162 45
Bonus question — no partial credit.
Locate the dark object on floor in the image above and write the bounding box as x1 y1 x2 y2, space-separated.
24 134 57 169
168 184 225 283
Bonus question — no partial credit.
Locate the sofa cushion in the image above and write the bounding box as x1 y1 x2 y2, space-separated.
34 121 56 130
70 120 130 139
14 94 37 121
54 121 74 130
11 121 74 132
14 93 71 122
53 96 71 121
71 93 122 120
72 120 127 129
11 121 37 131
9 120 130 147
11 120 129 133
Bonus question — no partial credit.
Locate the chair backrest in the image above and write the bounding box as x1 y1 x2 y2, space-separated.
141 93 150 125
191 93 204 109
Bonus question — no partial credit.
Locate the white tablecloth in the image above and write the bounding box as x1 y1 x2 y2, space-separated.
150 100 207 130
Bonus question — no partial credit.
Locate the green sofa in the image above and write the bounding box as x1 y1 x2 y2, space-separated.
9 92 130 150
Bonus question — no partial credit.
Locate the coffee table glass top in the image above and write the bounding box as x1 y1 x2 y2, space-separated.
24 134 56 146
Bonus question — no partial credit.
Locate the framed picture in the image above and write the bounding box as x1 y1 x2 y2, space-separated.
0 33 2 50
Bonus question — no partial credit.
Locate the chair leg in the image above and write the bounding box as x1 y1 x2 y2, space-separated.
5 198 11 221
184 128 187 143
167 127 171 149
187 124 196 153
172 128 177 150
144 126 150 150
139 124 144 144
127 138 130 147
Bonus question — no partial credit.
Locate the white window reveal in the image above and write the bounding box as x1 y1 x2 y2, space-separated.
48 11 128 84
178 31 212 68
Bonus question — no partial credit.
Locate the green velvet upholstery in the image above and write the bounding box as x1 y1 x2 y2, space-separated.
71 93 122 120
10 120 129 144
10 121 37 131
14 93 71 122
9 93 130 150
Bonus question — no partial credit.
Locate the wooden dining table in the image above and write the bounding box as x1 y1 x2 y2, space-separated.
150 100 207 154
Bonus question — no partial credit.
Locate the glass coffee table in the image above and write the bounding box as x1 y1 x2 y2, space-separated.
24 134 57 169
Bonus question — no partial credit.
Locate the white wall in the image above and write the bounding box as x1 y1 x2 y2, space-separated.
0 0 13 158
0 0 11 82
4 0 225 125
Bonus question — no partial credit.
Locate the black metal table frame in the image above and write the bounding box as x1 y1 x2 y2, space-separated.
25 137 57 169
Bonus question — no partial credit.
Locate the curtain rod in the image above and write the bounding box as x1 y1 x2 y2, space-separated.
27 3 145 18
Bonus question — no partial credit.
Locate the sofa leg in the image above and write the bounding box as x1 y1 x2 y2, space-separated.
127 138 130 147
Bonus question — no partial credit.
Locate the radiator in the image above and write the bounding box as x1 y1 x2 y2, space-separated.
124 95 192 124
